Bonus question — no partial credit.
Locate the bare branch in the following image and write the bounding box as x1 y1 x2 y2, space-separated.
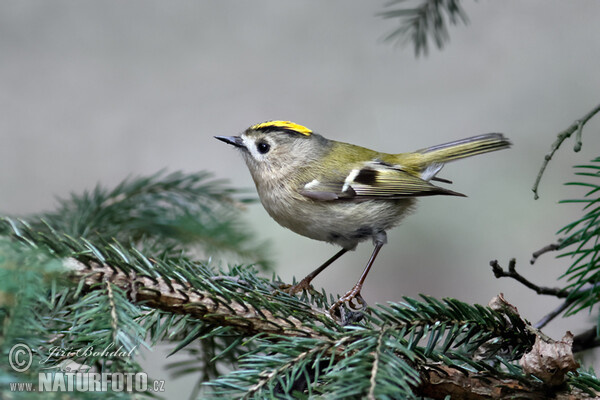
535 300 573 330
572 327 600 353
490 259 569 298
418 364 593 400
530 243 560 265
532 103 600 200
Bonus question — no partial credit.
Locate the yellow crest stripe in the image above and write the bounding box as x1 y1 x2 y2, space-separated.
250 121 312 136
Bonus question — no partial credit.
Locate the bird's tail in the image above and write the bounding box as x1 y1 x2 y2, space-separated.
416 133 511 165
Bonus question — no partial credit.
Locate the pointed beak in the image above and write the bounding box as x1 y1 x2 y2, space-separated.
214 135 245 149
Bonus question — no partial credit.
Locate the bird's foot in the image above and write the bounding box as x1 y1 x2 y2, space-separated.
279 277 314 295
329 285 368 321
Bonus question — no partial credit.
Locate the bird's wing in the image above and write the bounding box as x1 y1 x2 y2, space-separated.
299 161 465 201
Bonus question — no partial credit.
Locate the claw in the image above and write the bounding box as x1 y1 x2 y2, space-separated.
279 277 313 295
348 293 367 310
329 285 369 319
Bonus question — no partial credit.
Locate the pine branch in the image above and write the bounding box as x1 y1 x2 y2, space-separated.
538 158 600 320
26 170 271 268
3 215 597 398
3 166 600 398
58 245 578 397
2 231 595 398
379 0 469 56
63 257 327 338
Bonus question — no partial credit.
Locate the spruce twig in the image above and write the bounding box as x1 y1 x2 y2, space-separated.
3 163 600 398
63 257 327 338
379 0 469 56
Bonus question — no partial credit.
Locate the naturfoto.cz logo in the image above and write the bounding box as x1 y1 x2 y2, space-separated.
7 343 165 393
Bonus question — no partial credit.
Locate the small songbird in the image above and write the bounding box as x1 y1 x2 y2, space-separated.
216 121 510 317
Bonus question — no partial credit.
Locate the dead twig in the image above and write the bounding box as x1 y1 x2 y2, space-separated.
490 259 569 298
532 103 600 200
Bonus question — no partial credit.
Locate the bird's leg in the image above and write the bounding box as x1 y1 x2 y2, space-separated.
282 248 348 294
329 233 386 317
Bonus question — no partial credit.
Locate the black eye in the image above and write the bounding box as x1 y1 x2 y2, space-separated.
256 142 271 154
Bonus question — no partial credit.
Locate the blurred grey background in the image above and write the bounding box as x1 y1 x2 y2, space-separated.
2 1 600 398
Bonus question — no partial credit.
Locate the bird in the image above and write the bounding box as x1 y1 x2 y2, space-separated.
215 120 511 317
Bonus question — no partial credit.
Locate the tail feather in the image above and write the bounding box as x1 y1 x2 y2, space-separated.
416 133 511 164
